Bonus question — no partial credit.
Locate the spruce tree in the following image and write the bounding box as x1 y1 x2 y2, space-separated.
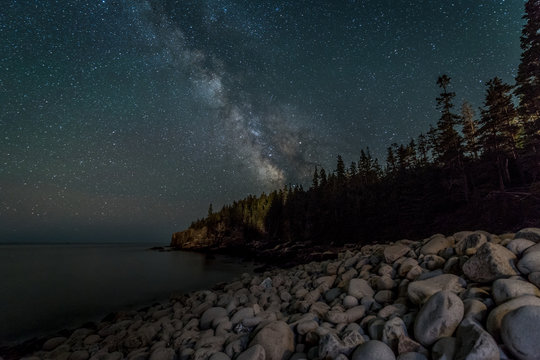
515 0 540 148
435 75 463 168
312 166 319 189
336 155 346 183
461 101 479 159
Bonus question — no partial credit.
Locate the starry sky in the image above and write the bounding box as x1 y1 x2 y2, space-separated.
0 0 525 243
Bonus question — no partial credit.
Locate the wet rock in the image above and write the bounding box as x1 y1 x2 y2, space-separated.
414 290 464 346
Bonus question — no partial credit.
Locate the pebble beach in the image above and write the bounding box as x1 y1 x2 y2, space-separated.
7 227 540 360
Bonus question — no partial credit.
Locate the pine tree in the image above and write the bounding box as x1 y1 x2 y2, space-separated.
515 0 540 148
349 161 357 177
336 155 346 183
208 203 213 217
312 166 319 189
479 77 519 189
417 133 428 165
319 168 327 187
461 101 479 159
435 75 463 168
386 146 397 174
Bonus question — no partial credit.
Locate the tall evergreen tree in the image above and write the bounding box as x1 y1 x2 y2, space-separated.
336 155 346 183
479 77 519 189
312 166 319 189
435 75 463 168
385 146 397 174
417 133 428 165
461 101 479 159
515 0 540 148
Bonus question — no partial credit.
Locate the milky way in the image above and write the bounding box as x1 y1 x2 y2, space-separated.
0 0 525 242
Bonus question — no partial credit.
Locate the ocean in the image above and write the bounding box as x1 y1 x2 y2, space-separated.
0 243 255 345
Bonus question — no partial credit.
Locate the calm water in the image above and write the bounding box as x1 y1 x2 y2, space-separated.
0 244 255 345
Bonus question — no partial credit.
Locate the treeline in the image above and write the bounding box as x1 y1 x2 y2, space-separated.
187 1 540 246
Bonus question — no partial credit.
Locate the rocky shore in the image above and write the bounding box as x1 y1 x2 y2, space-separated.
6 228 540 360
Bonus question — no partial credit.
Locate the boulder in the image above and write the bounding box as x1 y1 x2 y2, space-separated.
431 337 456 360
517 251 540 275
384 244 411 263
348 278 375 299
237 345 266 360
396 353 427 360
248 321 294 360
149 348 176 360
492 278 540 304
407 274 466 304
506 238 536 256
454 320 499 360
351 340 396 360
501 305 540 360
420 236 453 256
413 291 464 346
462 242 519 282
515 228 540 242
200 307 228 330
455 232 488 256
486 295 540 341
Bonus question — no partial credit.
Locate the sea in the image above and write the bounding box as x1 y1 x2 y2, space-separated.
0 243 256 346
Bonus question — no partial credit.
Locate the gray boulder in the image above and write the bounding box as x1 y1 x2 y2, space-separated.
506 238 536 256
413 290 464 346
351 340 396 360
431 337 456 360
517 251 540 275
501 305 540 360
407 274 466 305
236 345 266 360
486 295 540 341
200 307 228 330
492 278 540 305
515 228 540 242
348 278 375 299
454 319 499 360
248 321 294 360
462 242 518 282
384 244 411 263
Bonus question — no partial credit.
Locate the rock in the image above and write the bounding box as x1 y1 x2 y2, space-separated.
397 335 425 356
375 290 394 304
420 236 453 255
200 307 228 330
69 350 90 360
455 232 487 256
431 337 456 360
501 305 540 360
248 321 294 360
414 290 464 346
237 345 266 360
517 251 540 275
343 295 359 308
150 348 176 360
515 228 540 242
462 299 488 323
231 307 255 325
398 258 419 277
397 353 427 360
384 244 411 263
345 306 366 323
42 337 67 351
506 238 536 256
530 272 540 288
492 278 540 304
486 295 540 341
524 242 540 254
462 242 519 282
297 320 318 335
382 317 408 352
454 320 499 360
348 278 374 299
325 288 342 302
318 332 362 359
407 274 466 304
423 255 446 270
209 353 231 360
351 340 396 360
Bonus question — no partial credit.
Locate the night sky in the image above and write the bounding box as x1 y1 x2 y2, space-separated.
1 0 525 243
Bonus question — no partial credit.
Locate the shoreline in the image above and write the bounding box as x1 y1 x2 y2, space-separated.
3 228 540 360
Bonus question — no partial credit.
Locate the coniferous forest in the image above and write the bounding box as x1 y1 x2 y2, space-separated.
172 1 540 256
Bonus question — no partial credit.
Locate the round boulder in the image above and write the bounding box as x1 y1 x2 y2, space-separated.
248 321 294 360
501 305 540 360
486 295 540 341
517 251 540 275
462 242 519 282
351 340 396 360
414 290 464 346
